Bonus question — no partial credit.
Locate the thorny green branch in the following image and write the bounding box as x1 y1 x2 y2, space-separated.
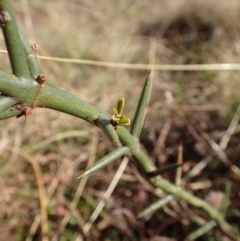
0 0 239 239
0 0 120 146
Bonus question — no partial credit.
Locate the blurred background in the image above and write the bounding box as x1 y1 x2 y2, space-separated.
1 0 240 240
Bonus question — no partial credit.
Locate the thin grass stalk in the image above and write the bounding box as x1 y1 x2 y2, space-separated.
14 149 49 241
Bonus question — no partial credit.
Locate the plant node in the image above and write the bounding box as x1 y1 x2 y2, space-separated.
111 98 131 130
36 73 45 84
13 103 32 118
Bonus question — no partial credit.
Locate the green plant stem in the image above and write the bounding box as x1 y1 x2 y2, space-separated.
0 70 38 103
154 178 239 238
117 126 155 172
38 84 119 144
19 29 71 92
38 84 107 123
138 194 174 218
0 96 17 109
0 70 120 145
19 30 41 80
186 182 232 240
0 0 30 79
187 220 217 240
117 126 239 237
0 96 19 118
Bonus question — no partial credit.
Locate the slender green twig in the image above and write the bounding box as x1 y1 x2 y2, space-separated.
117 126 156 172
188 220 217 240
0 0 30 79
117 125 239 237
19 29 66 91
118 124 239 237
187 183 232 240
154 179 238 239
18 30 42 80
138 194 174 219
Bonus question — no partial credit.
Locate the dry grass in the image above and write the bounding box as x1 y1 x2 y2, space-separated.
1 0 240 240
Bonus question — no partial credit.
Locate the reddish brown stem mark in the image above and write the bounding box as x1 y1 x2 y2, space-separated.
32 73 45 108
36 73 45 84
14 103 32 118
